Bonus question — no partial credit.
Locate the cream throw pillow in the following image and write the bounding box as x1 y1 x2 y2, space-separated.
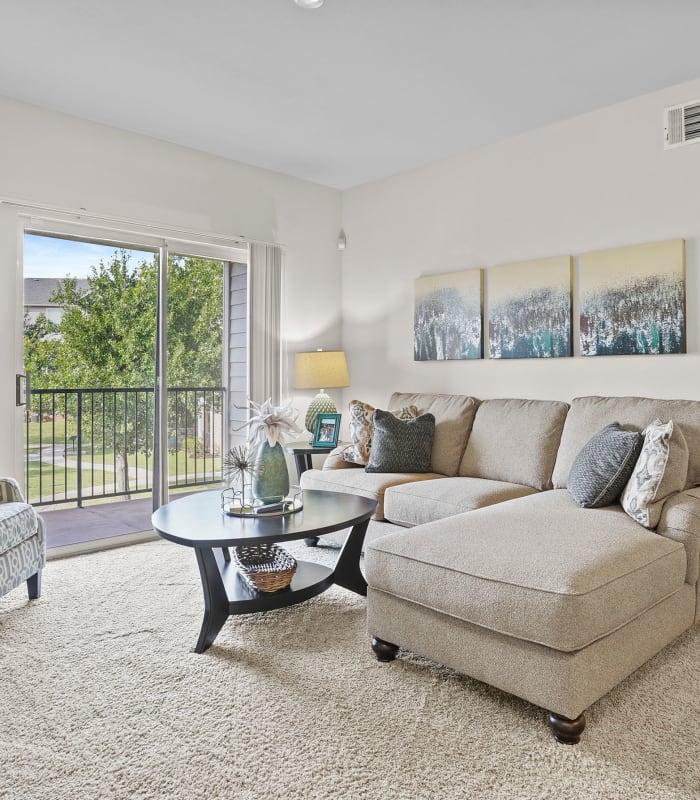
341 400 418 466
621 419 689 529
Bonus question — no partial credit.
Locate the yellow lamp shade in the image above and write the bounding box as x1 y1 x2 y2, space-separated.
293 351 349 390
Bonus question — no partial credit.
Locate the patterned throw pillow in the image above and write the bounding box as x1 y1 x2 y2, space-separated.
621 419 689 529
567 423 643 508
341 400 418 466
365 410 436 473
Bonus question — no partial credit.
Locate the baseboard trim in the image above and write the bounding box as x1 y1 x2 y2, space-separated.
47 530 159 560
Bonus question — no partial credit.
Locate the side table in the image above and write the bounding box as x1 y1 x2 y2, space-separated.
285 441 336 483
285 441 342 547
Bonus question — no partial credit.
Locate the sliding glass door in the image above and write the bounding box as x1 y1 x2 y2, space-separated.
163 252 226 502
23 233 160 508
22 227 244 529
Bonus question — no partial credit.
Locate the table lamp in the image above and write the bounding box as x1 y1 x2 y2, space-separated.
294 350 350 435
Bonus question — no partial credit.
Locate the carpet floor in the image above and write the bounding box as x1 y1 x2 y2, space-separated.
1 538 699 800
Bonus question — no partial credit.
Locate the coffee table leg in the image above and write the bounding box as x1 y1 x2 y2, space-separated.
332 519 369 596
193 547 230 654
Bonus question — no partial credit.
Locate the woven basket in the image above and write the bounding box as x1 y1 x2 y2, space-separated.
232 543 297 593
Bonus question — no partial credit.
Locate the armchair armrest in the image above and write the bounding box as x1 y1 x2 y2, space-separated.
0 477 25 503
657 488 700 586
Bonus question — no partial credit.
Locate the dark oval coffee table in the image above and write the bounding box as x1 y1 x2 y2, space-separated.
151 489 377 653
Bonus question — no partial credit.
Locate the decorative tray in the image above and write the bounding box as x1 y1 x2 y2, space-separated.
220 488 303 518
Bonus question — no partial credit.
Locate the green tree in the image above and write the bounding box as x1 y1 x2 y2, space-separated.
167 255 225 386
46 250 223 388
23 313 62 387
49 251 158 388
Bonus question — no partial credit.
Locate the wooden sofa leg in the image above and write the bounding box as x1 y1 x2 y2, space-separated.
371 637 399 662
27 570 42 600
548 711 586 744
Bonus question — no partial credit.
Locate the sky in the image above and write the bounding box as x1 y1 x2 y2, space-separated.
23 233 153 278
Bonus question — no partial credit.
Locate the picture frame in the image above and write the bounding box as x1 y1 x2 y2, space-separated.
312 413 341 448
488 255 573 359
579 239 685 356
414 268 483 360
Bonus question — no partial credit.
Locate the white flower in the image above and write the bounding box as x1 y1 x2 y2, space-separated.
243 399 302 447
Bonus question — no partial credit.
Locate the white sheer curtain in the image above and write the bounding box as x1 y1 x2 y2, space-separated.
248 243 283 405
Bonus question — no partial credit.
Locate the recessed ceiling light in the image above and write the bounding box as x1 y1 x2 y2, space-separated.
294 0 325 8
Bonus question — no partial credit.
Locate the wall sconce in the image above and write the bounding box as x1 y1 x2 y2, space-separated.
337 229 347 251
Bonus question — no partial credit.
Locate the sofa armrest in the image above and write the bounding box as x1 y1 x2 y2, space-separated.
657 488 700 586
322 446 364 471
0 477 24 503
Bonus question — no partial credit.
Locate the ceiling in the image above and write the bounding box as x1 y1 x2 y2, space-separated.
3 0 700 189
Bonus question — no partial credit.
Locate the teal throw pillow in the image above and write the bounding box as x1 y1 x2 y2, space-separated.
365 409 436 473
568 422 643 508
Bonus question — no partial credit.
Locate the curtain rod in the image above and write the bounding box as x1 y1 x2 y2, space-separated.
0 196 284 250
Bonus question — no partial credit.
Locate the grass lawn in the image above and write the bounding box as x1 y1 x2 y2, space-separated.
27 449 222 503
26 420 77 448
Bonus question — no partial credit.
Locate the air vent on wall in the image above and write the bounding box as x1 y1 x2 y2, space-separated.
664 99 700 149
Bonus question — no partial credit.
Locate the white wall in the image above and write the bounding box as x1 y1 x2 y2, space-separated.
340 77 700 411
0 96 342 477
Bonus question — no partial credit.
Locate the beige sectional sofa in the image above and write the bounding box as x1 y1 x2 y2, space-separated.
300 393 700 743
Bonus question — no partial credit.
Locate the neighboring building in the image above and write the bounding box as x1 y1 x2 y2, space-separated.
24 277 90 325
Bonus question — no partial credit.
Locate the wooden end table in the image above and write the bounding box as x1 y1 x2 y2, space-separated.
285 441 336 481
285 441 344 546
151 489 376 653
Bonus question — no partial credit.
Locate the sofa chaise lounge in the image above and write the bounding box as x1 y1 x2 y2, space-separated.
301 394 700 743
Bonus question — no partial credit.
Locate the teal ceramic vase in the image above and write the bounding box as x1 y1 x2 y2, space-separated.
252 441 290 503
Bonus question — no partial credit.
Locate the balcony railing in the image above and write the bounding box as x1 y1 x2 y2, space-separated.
26 386 225 507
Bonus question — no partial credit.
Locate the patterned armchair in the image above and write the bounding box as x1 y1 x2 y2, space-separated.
0 477 45 600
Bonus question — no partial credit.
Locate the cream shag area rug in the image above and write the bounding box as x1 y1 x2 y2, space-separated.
1 539 699 800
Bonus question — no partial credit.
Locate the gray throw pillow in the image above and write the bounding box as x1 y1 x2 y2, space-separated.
365 409 436 473
568 422 643 508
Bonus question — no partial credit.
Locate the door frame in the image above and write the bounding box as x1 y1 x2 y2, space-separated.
17 213 247 507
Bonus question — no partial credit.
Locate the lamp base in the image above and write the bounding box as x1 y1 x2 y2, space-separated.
305 391 337 436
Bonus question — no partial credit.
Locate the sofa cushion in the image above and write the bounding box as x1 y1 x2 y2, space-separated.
388 393 479 477
365 490 687 652
458 398 569 490
320 446 364 471
300 467 443 520
621 419 689 529
0 502 38 555
366 411 435 473
383 477 537 527
567 423 643 508
552 396 700 490
342 400 419 466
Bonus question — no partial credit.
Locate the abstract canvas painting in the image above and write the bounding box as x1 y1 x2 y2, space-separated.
579 239 685 356
488 256 572 359
414 269 483 360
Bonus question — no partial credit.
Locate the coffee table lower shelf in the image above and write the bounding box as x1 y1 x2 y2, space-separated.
194 547 362 654
220 553 334 611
